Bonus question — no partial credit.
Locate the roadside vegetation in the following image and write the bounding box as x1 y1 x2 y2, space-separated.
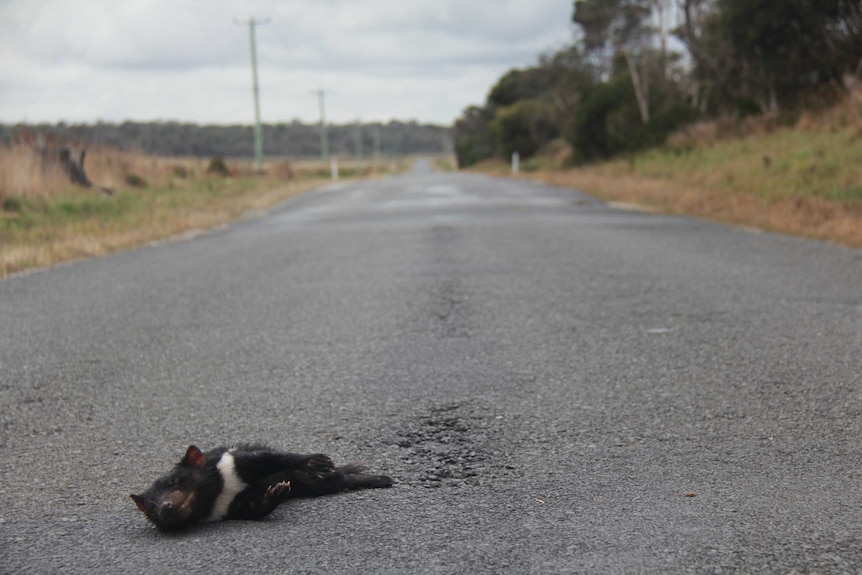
457 0 862 246
483 95 862 246
0 143 407 278
456 0 862 168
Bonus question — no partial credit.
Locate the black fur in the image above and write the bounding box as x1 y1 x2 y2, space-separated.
131 444 393 531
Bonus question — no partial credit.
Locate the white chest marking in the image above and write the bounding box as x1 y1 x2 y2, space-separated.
208 452 248 521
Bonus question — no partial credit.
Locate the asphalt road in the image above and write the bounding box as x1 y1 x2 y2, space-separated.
2 163 862 573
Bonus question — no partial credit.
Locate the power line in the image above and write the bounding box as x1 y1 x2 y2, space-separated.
235 16 269 169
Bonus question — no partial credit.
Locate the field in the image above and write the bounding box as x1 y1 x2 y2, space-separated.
484 95 862 248
0 144 408 278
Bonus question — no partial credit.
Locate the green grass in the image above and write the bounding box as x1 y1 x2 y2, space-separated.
632 127 862 204
0 175 312 277
1 177 251 236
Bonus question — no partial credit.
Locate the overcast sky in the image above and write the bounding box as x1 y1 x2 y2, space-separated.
0 0 574 126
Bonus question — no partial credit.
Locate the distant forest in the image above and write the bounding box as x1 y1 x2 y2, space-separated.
0 120 453 158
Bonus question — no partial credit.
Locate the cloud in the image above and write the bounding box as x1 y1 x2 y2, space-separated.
5 0 246 69
0 0 574 125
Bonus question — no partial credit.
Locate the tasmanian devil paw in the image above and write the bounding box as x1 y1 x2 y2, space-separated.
265 481 291 499
304 454 335 475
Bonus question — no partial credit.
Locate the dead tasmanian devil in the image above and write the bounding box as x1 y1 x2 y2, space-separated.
131 444 393 531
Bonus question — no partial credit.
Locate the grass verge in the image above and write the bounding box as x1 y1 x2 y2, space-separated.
477 99 862 248
0 146 406 278
0 176 323 278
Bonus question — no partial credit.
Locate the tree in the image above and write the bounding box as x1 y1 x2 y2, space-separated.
572 0 653 65
491 99 559 159
569 79 638 161
678 0 862 114
453 106 496 167
453 48 595 166
573 0 654 122
453 3 698 168
537 45 597 117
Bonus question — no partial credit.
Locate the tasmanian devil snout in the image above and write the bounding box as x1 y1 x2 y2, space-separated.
131 443 393 531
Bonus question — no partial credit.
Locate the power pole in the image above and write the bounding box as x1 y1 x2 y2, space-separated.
317 89 329 162
236 17 269 170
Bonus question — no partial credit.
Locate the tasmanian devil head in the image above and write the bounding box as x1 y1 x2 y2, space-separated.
131 445 213 531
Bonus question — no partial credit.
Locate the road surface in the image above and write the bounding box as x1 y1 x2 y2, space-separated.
2 164 862 573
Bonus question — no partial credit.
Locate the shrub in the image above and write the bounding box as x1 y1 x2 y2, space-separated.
124 173 147 188
206 156 230 177
491 99 559 160
568 80 699 163
568 80 637 162
454 106 496 168
2 196 23 213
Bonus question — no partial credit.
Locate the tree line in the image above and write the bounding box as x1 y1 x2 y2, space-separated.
0 119 452 159
454 0 862 167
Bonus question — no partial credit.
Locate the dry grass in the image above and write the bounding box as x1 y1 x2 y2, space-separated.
0 178 322 278
0 143 72 198
483 94 862 248
521 167 862 247
0 144 395 278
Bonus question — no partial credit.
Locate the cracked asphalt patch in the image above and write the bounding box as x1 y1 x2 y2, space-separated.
382 401 513 489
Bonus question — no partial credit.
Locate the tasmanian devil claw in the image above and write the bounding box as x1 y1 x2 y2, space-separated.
265 481 291 498
305 454 334 474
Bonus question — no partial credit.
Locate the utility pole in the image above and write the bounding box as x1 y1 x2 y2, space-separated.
316 89 329 162
235 17 269 170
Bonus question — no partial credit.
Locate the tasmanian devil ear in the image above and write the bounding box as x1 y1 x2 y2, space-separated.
130 494 147 513
181 445 206 468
